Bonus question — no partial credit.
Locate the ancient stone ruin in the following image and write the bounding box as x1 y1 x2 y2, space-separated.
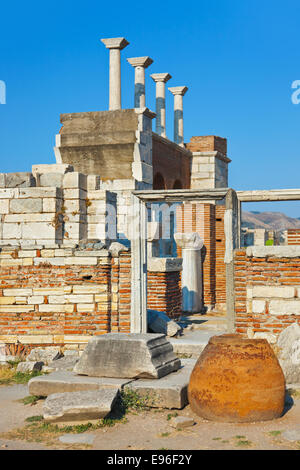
0 37 299 402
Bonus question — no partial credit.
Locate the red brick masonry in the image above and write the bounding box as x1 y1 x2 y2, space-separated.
234 249 300 337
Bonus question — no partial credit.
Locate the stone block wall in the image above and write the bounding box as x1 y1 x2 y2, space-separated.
234 246 300 342
0 167 117 247
186 136 230 190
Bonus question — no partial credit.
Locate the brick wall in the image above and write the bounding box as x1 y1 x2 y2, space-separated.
175 202 227 311
152 134 191 189
287 229 300 245
0 247 131 350
147 270 182 319
234 247 300 341
0 246 183 348
215 205 226 308
186 136 227 155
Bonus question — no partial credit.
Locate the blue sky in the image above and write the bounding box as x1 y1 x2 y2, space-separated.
1 0 300 215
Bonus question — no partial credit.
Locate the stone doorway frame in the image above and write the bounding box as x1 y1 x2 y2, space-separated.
130 188 239 334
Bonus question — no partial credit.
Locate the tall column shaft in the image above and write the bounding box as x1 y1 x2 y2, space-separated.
135 66 145 107
168 86 188 147
109 48 121 110
127 56 153 108
174 93 183 145
101 37 129 111
151 73 171 138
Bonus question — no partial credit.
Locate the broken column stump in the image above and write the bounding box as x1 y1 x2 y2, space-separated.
74 333 181 379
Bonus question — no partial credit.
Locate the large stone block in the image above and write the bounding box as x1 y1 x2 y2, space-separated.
43 388 119 423
269 300 300 315
5 172 36 188
32 164 74 175
10 198 43 213
39 173 64 188
28 370 132 396
125 359 195 409
74 333 181 379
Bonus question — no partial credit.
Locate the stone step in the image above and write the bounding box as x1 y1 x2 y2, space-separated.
170 329 226 358
29 359 197 412
125 359 196 409
28 371 133 397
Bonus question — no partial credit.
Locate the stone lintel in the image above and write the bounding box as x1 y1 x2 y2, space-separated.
151 73 172 83
127 56 153 68
101 37 129 50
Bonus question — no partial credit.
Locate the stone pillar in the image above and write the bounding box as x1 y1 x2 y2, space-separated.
174 232 204 313
186 136 231 189
127 57 153 108
168 86 188 146
150 73 172 137
101 37 129 110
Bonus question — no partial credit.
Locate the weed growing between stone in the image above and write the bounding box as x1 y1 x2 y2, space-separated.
19 395 44 406
0 364 43 385
120 388 156 412
0 389 154 447
167 412 178 421
268 430 282 437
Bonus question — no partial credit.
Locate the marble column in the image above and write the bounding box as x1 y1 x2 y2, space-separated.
168 86 188 146
150 73 172 137
101 37 129 110
127 56 153 108
174 232 204 313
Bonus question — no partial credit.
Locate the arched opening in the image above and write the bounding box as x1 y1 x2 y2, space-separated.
173 180 183 189
153 172 166 190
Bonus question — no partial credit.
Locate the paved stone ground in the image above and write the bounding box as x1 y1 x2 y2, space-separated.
0 383 299 450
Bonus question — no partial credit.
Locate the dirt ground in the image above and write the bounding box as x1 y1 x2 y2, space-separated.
0 383 299 451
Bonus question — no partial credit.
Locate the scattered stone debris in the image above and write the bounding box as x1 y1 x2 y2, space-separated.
27 347 63 365
16 361 44 373
58 433 96 445
169 415 196 429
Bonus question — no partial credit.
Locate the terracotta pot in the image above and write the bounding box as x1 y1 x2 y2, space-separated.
188 334 285 423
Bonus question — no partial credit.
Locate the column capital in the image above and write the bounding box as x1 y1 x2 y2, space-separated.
174 232 204 250
168 86 188 96
127 56 153 68
101 37 129 50
151 73 172 83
